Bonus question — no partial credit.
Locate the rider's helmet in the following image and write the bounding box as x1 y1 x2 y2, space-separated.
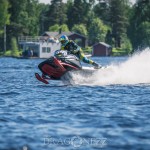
59 35 69 46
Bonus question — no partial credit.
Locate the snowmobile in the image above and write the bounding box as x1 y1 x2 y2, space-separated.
35 50 100 84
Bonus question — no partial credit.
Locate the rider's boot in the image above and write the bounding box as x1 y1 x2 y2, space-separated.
92 62 102 69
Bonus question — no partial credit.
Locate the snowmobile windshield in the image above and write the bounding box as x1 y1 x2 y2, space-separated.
54 50 68 58
54 50 81 69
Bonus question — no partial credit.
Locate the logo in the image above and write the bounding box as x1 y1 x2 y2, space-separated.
71 136 83 148
44 136 107 148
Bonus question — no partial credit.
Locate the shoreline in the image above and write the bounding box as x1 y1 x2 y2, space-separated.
0 55 39 59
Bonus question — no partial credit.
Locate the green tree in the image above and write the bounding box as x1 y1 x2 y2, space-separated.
93 0 110 25
66 0 74 29
128 0 150 49
6 0 41 50
109 0 129 47
72 24 87 36
46 0 67 30
136 21 150 49
0 0 10 52
49 24 60 31
67 0 93 29
61 24 69 31
11 37 19 56
67 0 83 28
0 0 10 34
39 3 49 34
49 24 69 32
88 18 108 45
8 0 29 36
105 30 113 45
8 0 40 36
26 0 41 35
121 36 132 54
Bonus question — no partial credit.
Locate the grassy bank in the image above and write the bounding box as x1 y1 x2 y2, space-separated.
83 47 132 56
112 47 132 56
0 50 22 57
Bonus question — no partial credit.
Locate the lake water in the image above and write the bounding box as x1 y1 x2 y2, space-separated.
0 49 150 150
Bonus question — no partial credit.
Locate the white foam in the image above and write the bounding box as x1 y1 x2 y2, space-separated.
71 48 150 86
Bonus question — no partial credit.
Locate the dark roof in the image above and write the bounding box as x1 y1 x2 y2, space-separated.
42 31 86 38
93 42 111 48
42 32 59 37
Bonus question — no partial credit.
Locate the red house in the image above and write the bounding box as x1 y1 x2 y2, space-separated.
92 42 112 56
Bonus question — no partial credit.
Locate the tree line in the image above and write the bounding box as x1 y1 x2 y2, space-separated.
0 0 149 54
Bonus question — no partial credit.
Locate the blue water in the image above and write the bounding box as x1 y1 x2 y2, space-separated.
0 57 150 150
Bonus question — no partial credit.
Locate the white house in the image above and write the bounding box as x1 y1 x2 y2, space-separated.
18 36 60 58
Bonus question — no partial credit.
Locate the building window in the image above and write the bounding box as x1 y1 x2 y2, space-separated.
47 47 51 53
42 47 46 53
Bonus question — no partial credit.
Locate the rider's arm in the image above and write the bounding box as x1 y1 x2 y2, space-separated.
60 45 65 50
71 41 81 53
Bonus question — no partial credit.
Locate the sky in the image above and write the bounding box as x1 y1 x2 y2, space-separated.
39 0 136 4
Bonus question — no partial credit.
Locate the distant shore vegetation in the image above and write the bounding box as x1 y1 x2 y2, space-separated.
0 0 149 57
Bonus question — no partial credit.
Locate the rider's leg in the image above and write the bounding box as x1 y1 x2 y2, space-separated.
79 51 93 64
78 51 101 68
78 50 101 69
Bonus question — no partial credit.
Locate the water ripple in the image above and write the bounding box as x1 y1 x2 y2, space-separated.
0 57 150 150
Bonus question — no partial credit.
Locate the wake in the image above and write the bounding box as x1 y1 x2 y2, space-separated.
69 48 150 86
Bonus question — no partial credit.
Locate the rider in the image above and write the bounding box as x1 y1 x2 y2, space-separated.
59 35 101 69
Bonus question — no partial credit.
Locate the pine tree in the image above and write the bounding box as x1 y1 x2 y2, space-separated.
0 0 10 34
93 0 110 25
46 0 67 30
67 0 83 28
109 0 129 47
67 0 93 29
72 24 87 36
8 0 41 36
0 0 10 52
88 18 108 45
11 37 19 56
128 0 150 49
39 4 49 34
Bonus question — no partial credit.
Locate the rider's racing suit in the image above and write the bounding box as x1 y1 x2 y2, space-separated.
60 40 94 65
